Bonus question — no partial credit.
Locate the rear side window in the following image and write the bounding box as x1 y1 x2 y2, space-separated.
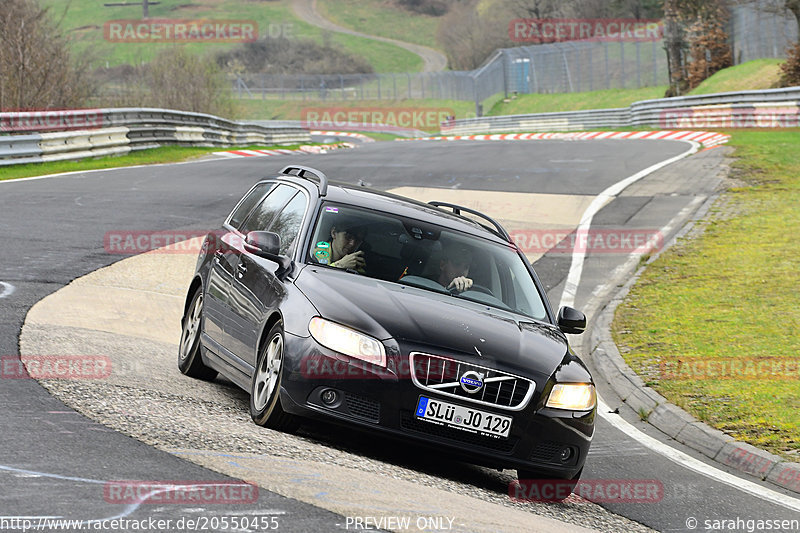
228 182 273 230
269 193 307 256
239 185 297 235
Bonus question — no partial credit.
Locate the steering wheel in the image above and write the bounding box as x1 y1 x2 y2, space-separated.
466 283 494 296
450 283 493 296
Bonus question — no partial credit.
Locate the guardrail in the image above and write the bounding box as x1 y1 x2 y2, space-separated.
441 87 800 135
0 108 311 167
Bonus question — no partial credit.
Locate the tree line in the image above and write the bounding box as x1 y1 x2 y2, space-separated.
1 0 798 116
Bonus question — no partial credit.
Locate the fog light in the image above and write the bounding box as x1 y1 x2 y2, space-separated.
559 447 574 463
321 389 338 406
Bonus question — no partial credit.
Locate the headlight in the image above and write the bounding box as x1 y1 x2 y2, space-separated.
546 383 596 410
308 317 386 367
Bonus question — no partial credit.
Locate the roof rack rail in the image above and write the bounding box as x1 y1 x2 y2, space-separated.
280 165 328 196
428 201 512 243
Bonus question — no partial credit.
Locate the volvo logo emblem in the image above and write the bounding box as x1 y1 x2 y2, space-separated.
460 371 484 394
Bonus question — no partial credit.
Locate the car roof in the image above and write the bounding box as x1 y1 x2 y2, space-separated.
271 174 513 246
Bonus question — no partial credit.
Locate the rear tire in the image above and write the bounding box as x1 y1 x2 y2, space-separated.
249 322 299 432
178 288 217 381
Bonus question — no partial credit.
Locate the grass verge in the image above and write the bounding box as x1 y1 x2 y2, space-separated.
612 130 800 462
0 143 325 182
488 86 669 115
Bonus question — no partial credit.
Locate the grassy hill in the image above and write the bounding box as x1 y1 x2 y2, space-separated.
39 0 422 72
316 0 443 50
690 59 784 94
487 59 789 116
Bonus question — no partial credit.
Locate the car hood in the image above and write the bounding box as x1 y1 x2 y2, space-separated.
295 267 569 377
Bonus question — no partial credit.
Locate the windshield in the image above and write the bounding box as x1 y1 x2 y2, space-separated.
307 203 548 321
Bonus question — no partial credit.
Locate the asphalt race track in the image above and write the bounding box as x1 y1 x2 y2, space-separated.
1 139 798 532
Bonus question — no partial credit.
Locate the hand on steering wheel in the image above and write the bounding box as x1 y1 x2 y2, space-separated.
446 276 473 293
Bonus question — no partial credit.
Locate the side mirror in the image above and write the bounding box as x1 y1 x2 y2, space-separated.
557 306 586 334
244 231 293 277
244 231 281 258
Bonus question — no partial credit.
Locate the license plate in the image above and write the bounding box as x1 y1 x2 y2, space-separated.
415 396 512 438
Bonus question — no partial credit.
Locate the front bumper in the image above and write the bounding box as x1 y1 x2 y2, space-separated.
280 333 595 478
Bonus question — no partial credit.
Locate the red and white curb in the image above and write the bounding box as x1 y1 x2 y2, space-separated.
213 143 354 159
311 131 376 143
400 131 731 150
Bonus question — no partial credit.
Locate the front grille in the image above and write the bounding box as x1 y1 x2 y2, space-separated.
409 353 535 411
400 411 517 453
344 392 380 422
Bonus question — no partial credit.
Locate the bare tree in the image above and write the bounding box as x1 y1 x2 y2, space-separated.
509 0 662 19
783 0 800 30
685 1 732 89
508 0 563 18
664 0 688 95
438 1 516 69
143 48 233 117
0 0 92 110
781 0 800 84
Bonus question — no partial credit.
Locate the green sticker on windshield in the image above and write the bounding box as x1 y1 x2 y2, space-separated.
316 241 330 249
315 249 330 260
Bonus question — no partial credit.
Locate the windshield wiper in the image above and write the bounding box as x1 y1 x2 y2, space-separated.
398 278 449 294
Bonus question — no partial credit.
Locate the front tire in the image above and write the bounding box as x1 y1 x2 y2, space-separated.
178 288 217 381
249 322 299 432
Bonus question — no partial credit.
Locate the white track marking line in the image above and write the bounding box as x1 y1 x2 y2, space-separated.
555 142 800 510
597 398 800 512
0 463 274 525
558 141 700 310
585 196 706 306
0 282 16 299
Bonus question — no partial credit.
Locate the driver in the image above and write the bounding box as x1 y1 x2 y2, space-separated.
437 242 473 292
312 218 367 273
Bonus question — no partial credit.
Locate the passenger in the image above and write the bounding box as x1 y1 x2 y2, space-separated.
312 218 367 273
437 242 474 292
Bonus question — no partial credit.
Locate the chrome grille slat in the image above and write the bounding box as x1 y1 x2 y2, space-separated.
483 376 515 383
428 382 460 390
409 352 536 412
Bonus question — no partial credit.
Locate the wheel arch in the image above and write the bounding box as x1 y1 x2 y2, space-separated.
183 276 203 320
257 312 284 358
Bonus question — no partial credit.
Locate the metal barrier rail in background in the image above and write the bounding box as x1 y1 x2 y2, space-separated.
440 87 800 135
0 108 311 167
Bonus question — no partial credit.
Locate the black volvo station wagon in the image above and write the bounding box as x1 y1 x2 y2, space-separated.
179 165 596 488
